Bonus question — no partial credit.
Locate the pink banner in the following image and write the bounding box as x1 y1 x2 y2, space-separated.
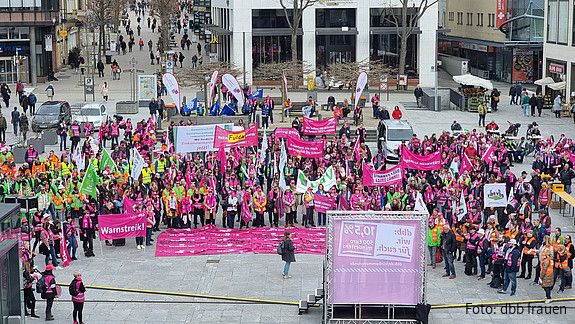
155 225 325 257
287 136 325 158
97 214 146 240
274 127 300 139
339 195 350 210
362 164 403 187
302 117 337 135
213 124 258 149
399 150 442 171
330 218 424 305
315 194 336 213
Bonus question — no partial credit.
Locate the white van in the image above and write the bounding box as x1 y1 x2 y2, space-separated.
377 120 414 163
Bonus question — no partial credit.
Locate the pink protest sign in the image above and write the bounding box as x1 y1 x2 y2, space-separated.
302 117 337 135
213 124 258 149
330 218 423 305
155 225 325 257
399 149 441 171
362 163 403 187
287 136 325 158
315 194 336 213
274 127 300 139
98 214 146 240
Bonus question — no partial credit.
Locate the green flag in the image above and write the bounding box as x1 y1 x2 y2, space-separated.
99 148 116 172
80 162 99 198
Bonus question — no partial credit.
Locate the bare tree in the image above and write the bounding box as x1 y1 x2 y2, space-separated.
279 0 317 62
86 0 114 60
383 0 438 76
149 0 178 53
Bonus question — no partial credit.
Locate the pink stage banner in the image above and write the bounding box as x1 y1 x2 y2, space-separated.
302 117 337 135
213 124 258 149
330 219 424 305
155 225 325 257
98 214 146 240
315 194 336 213
274 127 300 139
399 150 441 171
362 163 403 187
287 136 325 158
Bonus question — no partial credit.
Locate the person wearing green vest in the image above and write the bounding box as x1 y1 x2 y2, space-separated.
428 221 442 269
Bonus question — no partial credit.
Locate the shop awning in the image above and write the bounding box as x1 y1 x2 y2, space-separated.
453 74 493 90
204 24 233 36
547 81 566 91
534 77 555 85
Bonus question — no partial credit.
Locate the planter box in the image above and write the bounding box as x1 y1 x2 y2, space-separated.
13 147 27 163
116 101 139 114
42 130 58 145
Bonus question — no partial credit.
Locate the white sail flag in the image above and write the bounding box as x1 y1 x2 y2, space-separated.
221 73 245 107
72 145 84 171
456 191 468 221
162 72 181 110
354 71 368 111
131 149 145 180
208 70 219 108
414 192 427 212
279 139 288 190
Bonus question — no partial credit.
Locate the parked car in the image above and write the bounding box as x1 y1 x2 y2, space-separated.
377 119 414 163
71 102 107 130
31 101 71 132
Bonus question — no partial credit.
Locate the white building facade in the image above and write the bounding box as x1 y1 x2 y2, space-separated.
208 0 438 87
543 0 575 98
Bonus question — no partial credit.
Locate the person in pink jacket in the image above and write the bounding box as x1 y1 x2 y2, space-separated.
204 191 217 225
145 205 156 246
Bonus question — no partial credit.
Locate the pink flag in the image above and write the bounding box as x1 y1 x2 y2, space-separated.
481 144 496 164
339 195 350 210
217 146 226 174
301 117 337 135
460 153 473 174
286 136 325 158
362 163 403 187
123 198 138 214
354 137 361 162
59 226 71 268
399 150 442 171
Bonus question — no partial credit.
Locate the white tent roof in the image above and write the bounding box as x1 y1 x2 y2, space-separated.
452 74 494 90
534 77 555 85
547 81 566 91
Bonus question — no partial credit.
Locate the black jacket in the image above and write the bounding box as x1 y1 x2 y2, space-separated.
442 231 458 253
281 238 296 263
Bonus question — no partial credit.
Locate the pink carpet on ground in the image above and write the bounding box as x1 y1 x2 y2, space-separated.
154 225 326 257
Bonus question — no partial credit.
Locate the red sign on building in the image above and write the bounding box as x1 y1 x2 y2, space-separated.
496 0 507 28
549 63 565 74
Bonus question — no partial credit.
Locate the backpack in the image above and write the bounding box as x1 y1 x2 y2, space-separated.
276 241 285 255
69 280 79 297
36 275 47 294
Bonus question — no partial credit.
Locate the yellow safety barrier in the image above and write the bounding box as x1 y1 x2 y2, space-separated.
56 283 575 309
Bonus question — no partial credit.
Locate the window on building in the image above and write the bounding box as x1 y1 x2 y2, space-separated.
558 0 569 44
449 12 454 21
457 12 463 25
317 8 356 28
477 13 483 26
252 35 302 69
370 8 417 27
466 13 472 26
252 9 299 29
547 0 558 42
487 13 494 27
